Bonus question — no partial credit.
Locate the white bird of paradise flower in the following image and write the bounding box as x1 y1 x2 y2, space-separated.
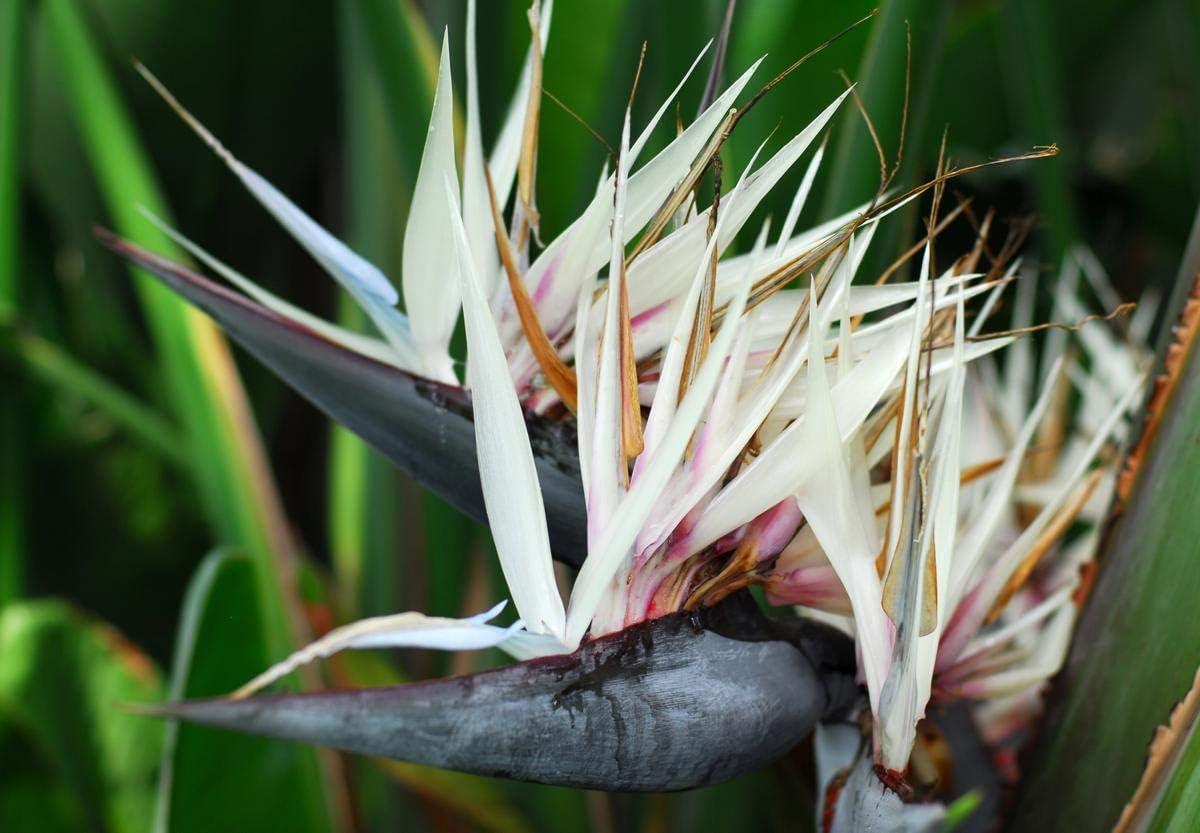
131 1 1150 826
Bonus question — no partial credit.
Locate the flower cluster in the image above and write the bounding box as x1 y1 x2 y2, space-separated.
142 0 1147 802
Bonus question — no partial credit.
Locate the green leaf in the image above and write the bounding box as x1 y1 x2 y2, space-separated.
154 551 332 833
941 790 982 832
11 329 187 468
0 0 24 607
994 0 1081 262
1146 690 1200 833
41 0 298 653
329 1 411 621
819 0 951 218
0 600 163 833
818 0 951 287
0 400 20 607
1009 286 1200 830
537 0 633 234
350 0 440 192
0 0 20 320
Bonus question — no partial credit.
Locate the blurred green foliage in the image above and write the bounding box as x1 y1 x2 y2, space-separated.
154 550 331 833
2 0 1198 830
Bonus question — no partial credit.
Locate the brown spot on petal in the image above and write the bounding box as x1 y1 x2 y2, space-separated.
874 764 915 800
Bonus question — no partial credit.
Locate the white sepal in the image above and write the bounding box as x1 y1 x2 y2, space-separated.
232 602 521 699
446 178 567 641
402 31 463 383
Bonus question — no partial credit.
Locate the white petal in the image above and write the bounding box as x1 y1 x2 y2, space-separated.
947 356 1066 606
134 65 416 358
514 55 763 341
774 136 826 259
878 275 969 771
624 88 854 324
685 307 913 555
461 0 499 301
565 185 760 647
140 208 417 370
792 286 892 711
1002 269 1037 430
402 32 462 383
233 602 520 698
587 113 633 548
629 42 712 163
940 371 1144 667
447 177 566 640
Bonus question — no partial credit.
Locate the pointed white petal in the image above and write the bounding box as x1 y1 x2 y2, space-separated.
947 356 1066 606
1002 269 1037 429
447 178 566 640
565 196 759 647
686 307 913 555
461 0 500 301
623 57 764 231
233 602 520 698
624 88 854 323
632 134 774 486
402 32 462 383
514 56 764 341
792 287 892 711
774 137 826 259
140 207 417 370
629 42 712 163
587 114 633 547
941 372 1144 667
231 164 399 305
134 65 420 359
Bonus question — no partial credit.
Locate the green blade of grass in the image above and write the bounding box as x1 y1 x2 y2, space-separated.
350 0 439 189
0 397 19 607
0 0 20 318
331 1 412 621
820 0 950 286
42 3 348 825
0 0 24 606
1009 274 1200 830
12 329 187 468
42 0 298 655
537 0 633 234
995 0 1080 262
153 551 332 833
819 0 951 219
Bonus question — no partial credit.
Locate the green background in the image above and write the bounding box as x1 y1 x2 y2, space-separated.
1 0 1198 831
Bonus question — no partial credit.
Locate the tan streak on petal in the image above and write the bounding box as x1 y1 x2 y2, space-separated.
984 467 1105 624
484 166 577 409
618 258 644 459
515 1 544 242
